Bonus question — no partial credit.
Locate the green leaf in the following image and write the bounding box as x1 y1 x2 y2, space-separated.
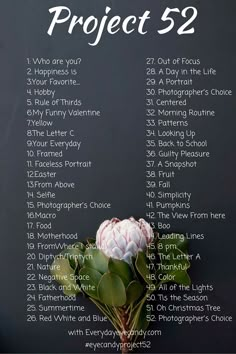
98 273 126 307
131 256 141 279
158 248 190 272
79 267 102 300
158 234 188 254
126 281 144 304
156 234 191 287
174 271 191 286
108 258 133 287
87 238 96 244
62 245 85 269
50 257 80 296
136 303 150 332
133 300 150 332
73 242 86 252
135 251 153 284
84 248 108 274
157 245 191 285
158 270 191 286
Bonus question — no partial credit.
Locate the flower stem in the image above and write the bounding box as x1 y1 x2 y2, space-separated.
90 299 121 333
126 304 133 326
120 308 130 354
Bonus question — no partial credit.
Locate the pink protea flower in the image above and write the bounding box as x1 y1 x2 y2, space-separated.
96 217 154 263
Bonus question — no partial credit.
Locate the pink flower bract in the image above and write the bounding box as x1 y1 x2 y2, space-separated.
96 217 154 263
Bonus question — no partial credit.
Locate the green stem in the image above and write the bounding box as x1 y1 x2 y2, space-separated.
130 297 147 332
114 307 125 331
132 298 144 313
105 304 123 329
129 287 158 340
125 304 131 314
90 299 121 333
131 289 151 318
126 304 133 326
120 308 130 354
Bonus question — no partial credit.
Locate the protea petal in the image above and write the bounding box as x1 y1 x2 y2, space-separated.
127 228 142 245
114 233 127 252
111 247 123 259
122 251 133 264
126 241 138 255
96 217 154 264
106 238 117 250
139 235 147 249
